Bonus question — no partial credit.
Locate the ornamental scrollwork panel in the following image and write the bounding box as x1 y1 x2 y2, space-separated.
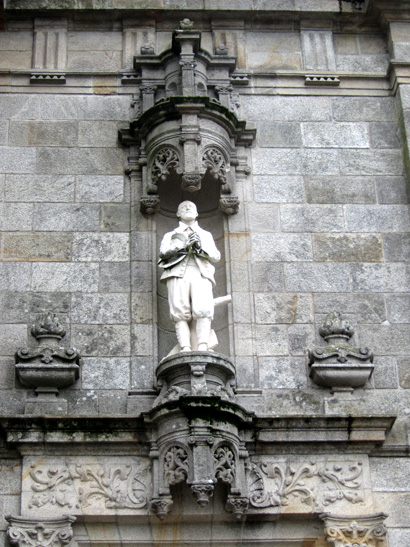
248 459 365 512
163 445 189 486
25 458 151 514
202 148 228 186
214 445 236 485
151 148 180 187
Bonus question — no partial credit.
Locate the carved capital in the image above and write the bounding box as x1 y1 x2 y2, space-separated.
151 497 173 520
320 513 388 546
140 196 160 215
191 483 214 506
7 516 75 547
219 197 239 215
225 496 249 519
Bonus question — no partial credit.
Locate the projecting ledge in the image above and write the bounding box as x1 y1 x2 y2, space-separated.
254 415 396 448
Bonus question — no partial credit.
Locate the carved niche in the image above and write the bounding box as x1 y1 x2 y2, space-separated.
119 19 256 215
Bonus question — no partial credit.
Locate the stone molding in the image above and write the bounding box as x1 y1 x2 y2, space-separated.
6 515 75 547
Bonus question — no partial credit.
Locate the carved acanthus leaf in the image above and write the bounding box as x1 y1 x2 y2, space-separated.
202 148 227 185
7 517 75 547
29 467 74 509
164 446 189 486
214 445 236 484
151 148 180 184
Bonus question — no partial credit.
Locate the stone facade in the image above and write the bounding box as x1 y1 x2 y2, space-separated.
0 0 410 545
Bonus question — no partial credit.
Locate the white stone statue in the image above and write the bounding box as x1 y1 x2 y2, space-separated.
158 201 223 353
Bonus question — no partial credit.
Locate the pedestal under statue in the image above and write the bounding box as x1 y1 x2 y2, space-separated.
158 201 222 353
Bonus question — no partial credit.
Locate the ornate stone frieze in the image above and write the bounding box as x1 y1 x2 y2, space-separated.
24 458 151 515
6 516 75 547
248 459 365 511
320 513 388 546
308 312 374 392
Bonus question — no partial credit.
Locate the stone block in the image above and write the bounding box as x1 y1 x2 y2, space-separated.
231 292 252 324
5 175 75 202
314 293 386 323
302 122 369 148
36 148 125 175
386 294 410 323
369 122 402 149
67 50 122 71
0 391 25 415
99 262 131 292
0 122 7 145
252 233 312 262
78 121 120 148
0 147 36 173
305 175 376 204
302 149 340 175
8 121 78 147
340 150 404 176
247 204 280 232
0 357 15 389
281 204 344 232
288 324 315 356
334 34 358 55
0 95 39 120
72 233 129 262
257 122 302 148
97 391 127 414
255 325 288 356
252 148 302 175
68 30 122 51
71 293 130 324
132 324 153 356
0 31 32 51
131 292 153 324
356 324 410 355
131 262 153 292
312 234 383 262
0 292 70 324
332 97 396 122
235 356 257 388
344 205 410 232
71 325 131 356
254 175 305 203
375 176 408 204
33 203 100 232
284 263 350 292
0 51 31 69
371 458 410 491
336 54 389 73
398 357 410 389
227 232 250 261
255 293 313 324
66 390 98 415
242 95 332 122
2 233 72 261
351 264 410 293
131 356 155 390
0 263 31 291
372 357 399 389
234 324 254 356
101 204 131 232
76 175 124 202
38 95 130 121
0 203 33 231
259 356 307 388
131 232 153 261
0 324 27 356
82 357 130 389
230 261 251 292
32 263 99 292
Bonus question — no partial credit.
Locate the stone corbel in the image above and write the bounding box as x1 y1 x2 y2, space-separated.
320 513 388 546
7 515 76 547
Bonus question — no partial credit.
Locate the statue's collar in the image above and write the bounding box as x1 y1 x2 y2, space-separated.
176 221 199 232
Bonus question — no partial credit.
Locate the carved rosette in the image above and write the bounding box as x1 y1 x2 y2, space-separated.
6 516 75 547
164 446 189 486
320 513 388 546
308 312 374 392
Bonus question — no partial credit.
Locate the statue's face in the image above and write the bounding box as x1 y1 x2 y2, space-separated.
177 201 198 222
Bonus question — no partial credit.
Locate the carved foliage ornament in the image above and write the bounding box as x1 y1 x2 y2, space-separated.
321 513 388 547
214 445 236 484
202 148 227 186
151 148 180 186
7 516 75 547
164 446 189 486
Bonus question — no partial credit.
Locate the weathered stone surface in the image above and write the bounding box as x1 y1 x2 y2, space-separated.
336 54 389 73
131 232 152 261
305 175 376 204
78 121 120 148
301 30 335 70
340 150 404 175
255 293 313 324
0 147 36 173
132 324 153 356
130 356 155 389
386 294 410 323
257 122 302 148
332 97 396 122
71 293 130 324
131 262 153 292
0 122 8 145
288 324 315 356
302 122 369 148
371 458 410 491
356 325 410 355
0 95 39 120
375 176 408 204
32 263 99 292
38 95 130 121
0 324 27 356
373 357 399 390
36 148 125 175
33 203 100 231
0 203 33 231
72 233 129 261
132 292 153 324
82 357 130 389
243 96 332 122
97 390 127 414
2 233 72 261
383 233 410 262
0 263 31 291
68 50 122 70
247 204 280 232
281 204 343 232
8 121 78 147
314 293 386 324
255 325 289 356
284 263 350 292
253 175 305 203
0 357 15 389
351 264 410 293
101 204 131 232
345 205 410 232
398 357 410 389
68 30 122 51
251 262 284 292
369 122 402 149
313 234 383 262
5 175 75 202
76 175 124 202
71 325 131 356
252 233 312 261
246 31 301 70
99 262 131 292
259 357 307 388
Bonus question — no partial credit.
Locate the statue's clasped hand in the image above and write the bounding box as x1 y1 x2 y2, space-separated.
188 232 201 251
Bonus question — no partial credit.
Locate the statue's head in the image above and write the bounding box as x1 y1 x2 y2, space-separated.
177 201 198 222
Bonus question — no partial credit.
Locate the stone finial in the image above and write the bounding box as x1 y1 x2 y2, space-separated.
319 311 354 342
31 312 66 342
179 18 194 30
